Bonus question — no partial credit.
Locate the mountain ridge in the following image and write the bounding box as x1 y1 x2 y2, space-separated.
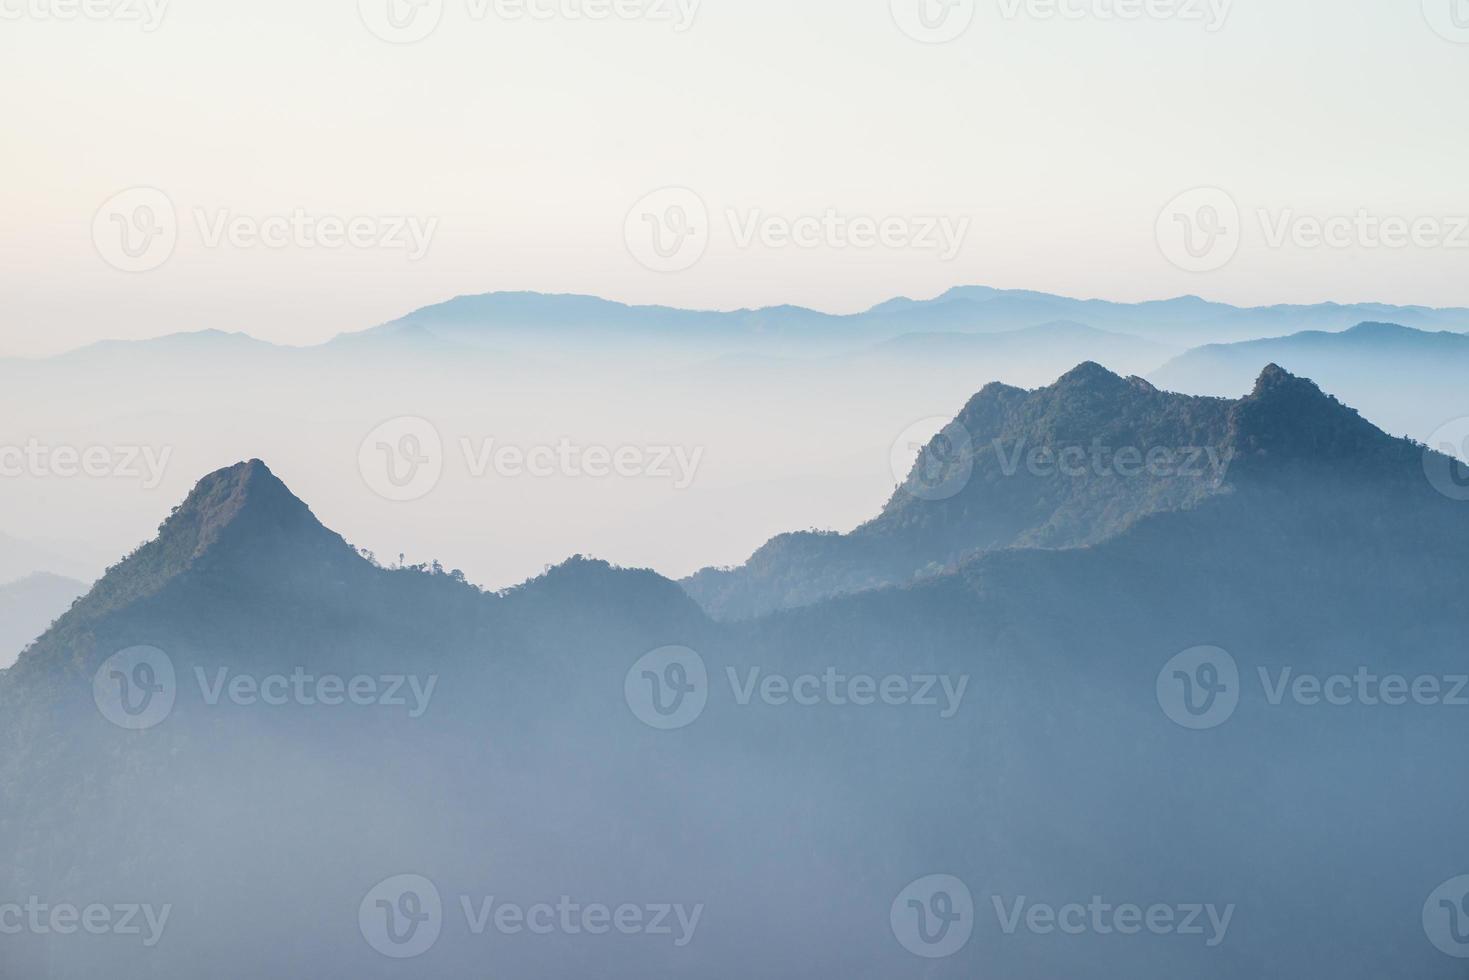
683 361 1425 620
17 288 1469 362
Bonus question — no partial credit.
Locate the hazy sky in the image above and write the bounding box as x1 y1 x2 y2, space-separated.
2 0 1467 356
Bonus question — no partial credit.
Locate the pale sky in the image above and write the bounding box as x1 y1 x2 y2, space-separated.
2 0 1468 357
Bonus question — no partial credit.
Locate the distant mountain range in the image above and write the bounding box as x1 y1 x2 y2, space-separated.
10 286 1469 364
1154 321 1469 394
3 365 1466 978
331 285 1469 355
3 285 1468 605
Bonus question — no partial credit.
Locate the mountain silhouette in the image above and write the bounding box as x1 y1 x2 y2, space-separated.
683 362 1413 620
3 367 1468 979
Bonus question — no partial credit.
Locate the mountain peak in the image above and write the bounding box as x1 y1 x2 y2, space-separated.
1251 362 1297 391
1247 363 1339 405
152 460 302 553
1053 360 1127 390
1232 365 1384 464
60 460 357 623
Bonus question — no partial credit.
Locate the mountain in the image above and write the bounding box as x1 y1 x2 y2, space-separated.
881 286 1469 343
686 362 1360 620
8 287 1469 602
13 287 1469 368
1151 321 1469 441
3 371 1467 978
0 573 87 669
334 286 1469 356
